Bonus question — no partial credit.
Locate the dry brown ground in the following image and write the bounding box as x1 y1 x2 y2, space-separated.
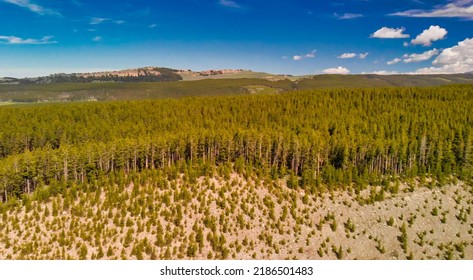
0 173 472 260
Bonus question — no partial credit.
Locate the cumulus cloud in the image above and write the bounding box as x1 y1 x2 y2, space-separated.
387 58 402 65
323 66 350 74
92 36 102 42
403 49 440 63
338 53 357 59
336 52 368 59
415 38 473 74
371 27 410 39
3 0 61 16
411 25 447 46
387 49 440 65
334 13 363 19
0 35 57 44
219 0 241 8
391 1 473 19
292 50 316 61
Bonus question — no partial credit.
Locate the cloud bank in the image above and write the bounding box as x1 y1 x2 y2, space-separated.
415 38 473 73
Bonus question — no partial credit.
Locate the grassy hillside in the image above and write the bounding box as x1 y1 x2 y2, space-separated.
1 73 473 103
0 78 295 102
179 70 298 81
297 74 473 89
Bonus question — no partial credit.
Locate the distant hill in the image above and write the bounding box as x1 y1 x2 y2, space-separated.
2 66 473 86
178 71 473 86
1 68 295 84
13 67 183 84
0 78 296 102
177 69 296 81
0 77 19 84
296 73 473 89
1 67 473 102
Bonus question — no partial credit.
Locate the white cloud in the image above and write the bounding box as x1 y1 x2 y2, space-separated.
149 24 157 28
403 49 440 63
305 49 316 58
337 52 368 59
371 27 410 39
3 0 60 16
334 13 363 19
387 49 440 65
337 53 357 59
92 36 102 42
391 1 473 19
292 50 316 61
323 66 350 74
0 35 57 45
415 38 473 74
219 0 241 8
90 17 109 25
387 58 401 65
411 25 447 46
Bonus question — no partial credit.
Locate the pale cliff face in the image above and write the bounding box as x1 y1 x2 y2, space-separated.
79 67 162 78
78 68 245 78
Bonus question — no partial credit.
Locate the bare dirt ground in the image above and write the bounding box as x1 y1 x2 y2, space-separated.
0 173 472 260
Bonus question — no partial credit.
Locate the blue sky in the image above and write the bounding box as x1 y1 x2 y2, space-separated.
0 0 472 77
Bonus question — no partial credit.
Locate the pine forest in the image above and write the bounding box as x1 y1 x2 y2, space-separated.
1 85 473 260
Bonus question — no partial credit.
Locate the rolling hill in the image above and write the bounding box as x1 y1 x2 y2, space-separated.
1 67 473 103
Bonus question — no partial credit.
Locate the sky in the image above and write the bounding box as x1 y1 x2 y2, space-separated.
0 0 473 77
